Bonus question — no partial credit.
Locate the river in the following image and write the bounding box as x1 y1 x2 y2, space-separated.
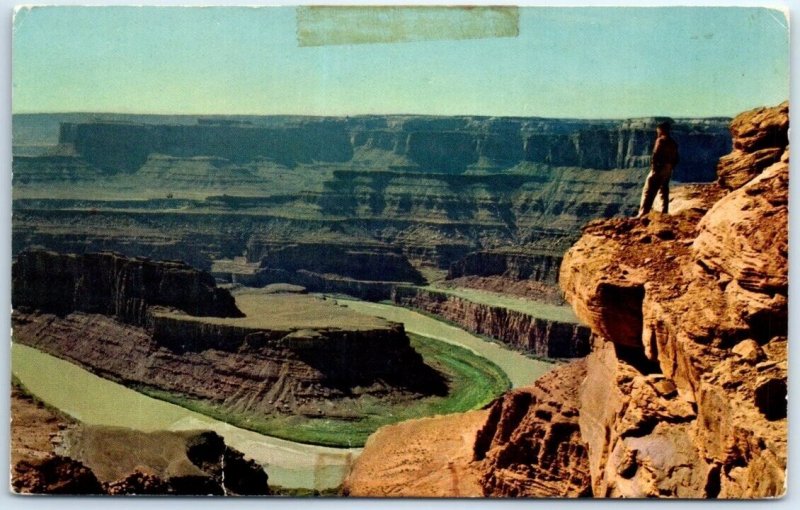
12 301 554 490
336 299 554 388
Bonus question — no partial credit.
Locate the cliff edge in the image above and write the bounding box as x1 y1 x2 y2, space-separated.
345 102 788 499
558 101 788 497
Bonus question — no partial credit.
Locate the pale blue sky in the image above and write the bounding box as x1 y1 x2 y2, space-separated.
11 6 789 117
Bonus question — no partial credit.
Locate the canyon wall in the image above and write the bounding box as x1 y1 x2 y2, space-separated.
347 102 787 499
251 241 425 283
13 113 731 273
11 251 446 420
473 360 592 497
12 250 242 326
13 309 444 426
448 250 562 283
391 286 590 358
51 115 730 180
59 120 354 172
249 268 398 301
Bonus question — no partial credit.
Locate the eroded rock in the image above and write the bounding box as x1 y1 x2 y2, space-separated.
474 361 592 497
559 102 788 498
392 285 590 358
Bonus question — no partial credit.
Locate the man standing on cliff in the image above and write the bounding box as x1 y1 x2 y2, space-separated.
637 121 679 217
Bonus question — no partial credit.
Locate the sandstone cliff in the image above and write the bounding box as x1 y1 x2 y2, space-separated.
11 252 449 440
448 250 563 283
346 102 787 499
473 360 592 497
12 250 242 326
557 101 788 497
391 286 590 358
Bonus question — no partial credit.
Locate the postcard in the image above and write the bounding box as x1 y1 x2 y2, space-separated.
9 4 789 498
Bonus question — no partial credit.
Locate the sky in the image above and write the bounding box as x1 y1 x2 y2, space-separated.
11 5 790 118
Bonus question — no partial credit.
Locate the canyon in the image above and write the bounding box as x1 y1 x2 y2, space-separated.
11 250 477 448
12 112 733 364
10 383 270 495
14 113 731 275
345 102 788 498
14 107 778 498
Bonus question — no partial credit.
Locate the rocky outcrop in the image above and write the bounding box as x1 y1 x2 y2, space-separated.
13 432 270 496
558 102 788 498
61 428 270 496
392 286 590 358
13 456 106 495
10 384 270 496
343 411 487 497
344 361 593 498
252 241 425 283
346 102 786 499
473 361 591 497
716 102 789 190
12 250 242 326
12 306 444 423
448 250 563 283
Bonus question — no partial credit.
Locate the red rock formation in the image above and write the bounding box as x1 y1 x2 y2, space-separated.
343 411 487 497
347 102 787 499
717 102 788 189
474 361 592 497
392 285 590 358
13 456 105 495
12 309 442 421
559 102 788 498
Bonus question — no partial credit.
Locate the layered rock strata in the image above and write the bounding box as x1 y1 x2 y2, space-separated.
251 268 399 301
13 113 732 275
250 241 424 284
46 115 730 177
448 250 563 283
557 102 788 498
391 286 590 358
12 252 445 420
473 361 592 497
12 250 242 326
346 102 787 499
13 308 441 419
